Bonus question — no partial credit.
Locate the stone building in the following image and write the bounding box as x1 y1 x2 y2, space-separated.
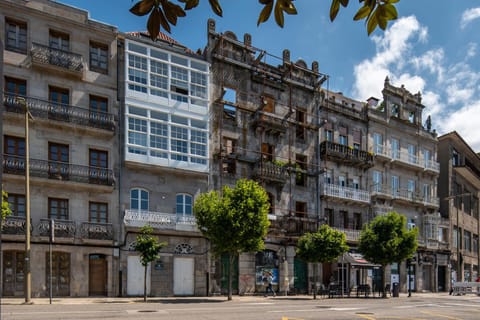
1 0 119 297
205 19 328 295
366 77 444 292
117 32 210 296
438 131 480 284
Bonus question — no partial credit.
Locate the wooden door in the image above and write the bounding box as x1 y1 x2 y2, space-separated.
89 254 107 296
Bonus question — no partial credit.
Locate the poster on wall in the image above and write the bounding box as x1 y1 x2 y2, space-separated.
256 267 279 285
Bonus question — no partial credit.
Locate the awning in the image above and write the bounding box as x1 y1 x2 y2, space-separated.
342 253 380 268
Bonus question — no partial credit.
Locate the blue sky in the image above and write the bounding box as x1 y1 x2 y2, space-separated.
57 0 480 151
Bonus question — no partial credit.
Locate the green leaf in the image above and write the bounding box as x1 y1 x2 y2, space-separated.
274 1 284 27
329 0 340 22
257 2 273 26
367 12 378 35
353 5 371 21
383 3 398 20
208 0 223 17
147 8 162 39
130 0 155 16
376 6 388 30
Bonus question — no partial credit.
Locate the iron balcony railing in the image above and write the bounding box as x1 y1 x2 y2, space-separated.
373 144 439 172
1 216 28 235
3 154 115 186
31 42 84 73
3 94 116 132
79 222 114 240
371 184 439 207
320 141 374 168
321 183 370 203
38 218 76 239
270 215 318 237
123 209 198 232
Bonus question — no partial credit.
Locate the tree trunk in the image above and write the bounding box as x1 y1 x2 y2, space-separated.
228 253 233 301
312 262 317 300
144 265 147 302
381 264 387 298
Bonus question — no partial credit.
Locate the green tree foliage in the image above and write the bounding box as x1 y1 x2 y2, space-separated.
134 225 167 302
2 191 12 222
296 224 349 299
193 179 270 300
130 0 400 40
358 211 418 298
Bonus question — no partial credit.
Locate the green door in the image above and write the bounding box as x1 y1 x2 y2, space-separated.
220 254 238 293
294 258 308 293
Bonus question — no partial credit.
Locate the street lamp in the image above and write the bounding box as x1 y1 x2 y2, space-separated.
445 193 471 283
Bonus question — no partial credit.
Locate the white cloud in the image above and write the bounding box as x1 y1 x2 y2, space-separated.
411 49 445 82
460 7 480 29
466 42 477 59
440 101 480 151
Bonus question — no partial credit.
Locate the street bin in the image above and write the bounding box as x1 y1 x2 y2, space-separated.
392 282 399 297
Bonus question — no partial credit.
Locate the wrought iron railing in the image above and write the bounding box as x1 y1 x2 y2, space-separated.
3 94 115 131
38 218 76 238
79 222 114 240
270 215 318 237
123 209 198 231
321 183 370 203
1 216 28 235
3 154 114 186
320 141 374 167
31 42 84 73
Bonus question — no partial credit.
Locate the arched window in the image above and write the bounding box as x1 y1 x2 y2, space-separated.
130 188 149 210
176 193 192 216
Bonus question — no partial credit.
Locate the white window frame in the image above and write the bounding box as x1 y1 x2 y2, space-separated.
130 188 149 211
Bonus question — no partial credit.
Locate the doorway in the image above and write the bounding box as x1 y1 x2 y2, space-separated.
89 254 107 296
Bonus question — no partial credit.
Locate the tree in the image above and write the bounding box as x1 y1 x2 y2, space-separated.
193 179 270 300
134 225 167 302
357 212 418 298
130 0 400 40
296 224 349 299
1 190 12 221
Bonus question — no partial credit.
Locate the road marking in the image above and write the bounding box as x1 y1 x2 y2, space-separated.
420 310 462 320
282 317 304 320
356 314 376 320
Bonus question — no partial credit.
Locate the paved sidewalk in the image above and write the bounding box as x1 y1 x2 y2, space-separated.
1 292 472 305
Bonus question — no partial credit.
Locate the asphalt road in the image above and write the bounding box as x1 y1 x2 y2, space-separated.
1 293 479 320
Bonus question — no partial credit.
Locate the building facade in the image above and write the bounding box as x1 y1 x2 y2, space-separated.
438 132 480 284
118 32 210 296
1 0 119 297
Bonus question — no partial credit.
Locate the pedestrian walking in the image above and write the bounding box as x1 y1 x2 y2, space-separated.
263 271 276 297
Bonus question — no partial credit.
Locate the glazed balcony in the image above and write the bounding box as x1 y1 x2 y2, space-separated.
3 94 116 132
123 209 198 232
270 215 318 237
320 141 374 168
251 110 288 135
253 161 290 185
38 218 76 239
31 42 84 75
321 183 370 204
79 222 114 241
3 154 115 187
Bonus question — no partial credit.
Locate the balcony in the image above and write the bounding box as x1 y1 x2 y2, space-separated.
123 209 198 232
391 150 423 170
424 159 440 173
251 110 288 135
372 144 391 161
30 42 84 75
270 215 318 237
3 94 116 132
371 184 393 200
38 218 76 239
321 183 370 204
253 161 290 185
320 141 374 169
332 227 361 242
3 154 115 187
79 222 114 240
1 216 28 235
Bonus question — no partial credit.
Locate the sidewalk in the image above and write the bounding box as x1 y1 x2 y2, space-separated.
0 292 468 305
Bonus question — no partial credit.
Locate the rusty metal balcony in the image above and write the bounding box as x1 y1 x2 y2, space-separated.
251 110 288 135
123 209 198 232
320 141 374 168
270 215 318 237
79 222 114 240
3 154 114 186
31 42 84 75
253 161 290 185
38 218 76 239
3 94 116 132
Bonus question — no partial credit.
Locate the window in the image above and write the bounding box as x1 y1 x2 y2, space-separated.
89 42 108 73
295 154 307 186
407 179 415 200
340 210 348 228
176 194 192 216
408 144 416 163
391 103 400 117
223 88 237 120
453 227 459 249
5 18 27 54
325 208 334 226
49 30 69 51
391 175 399 196
408 111 415 123
452 149 460 166
353 212 362 230
89 149 108 183
89 202 108 223
423 149 431 167
423 184 431 202
49 86 70 121
296 109 305 141
295 201 307 218
373 133 383 154
128 54 148 93
261 143 274 162
89 95 108 125
391 138 399 159
130 188 149 210
46 252 70 296
222 158 236 175
170 65 189 100
339 135 348 145
464 230 472 252
4 136 25 156
325 129 333 142
324 170 333 184
262 96 275 113
7 194 25 217
48 142 69 180
223 137 236 155
4 77 26 96
267 192 274 214
372 170 382 192
48 198 69 220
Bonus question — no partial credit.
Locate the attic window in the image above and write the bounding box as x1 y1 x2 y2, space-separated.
408 111 415 123
392 104 400 117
